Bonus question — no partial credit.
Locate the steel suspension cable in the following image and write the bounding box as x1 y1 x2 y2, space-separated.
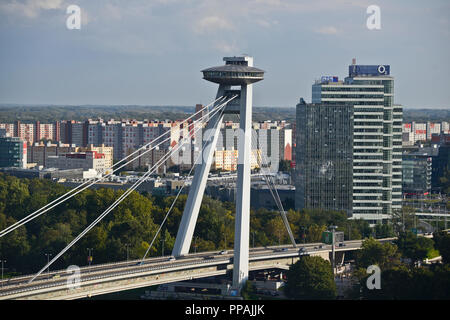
140 99 228 261
28 97 233 283
245 116 297 247
0 97 226 238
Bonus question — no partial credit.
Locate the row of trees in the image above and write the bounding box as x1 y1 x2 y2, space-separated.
0 173 432 277
0 106 297 123
283 231 450 300
0 106 192 123
438 167 450 196
284 256 336 299
352 231 450 299
2 106 446 126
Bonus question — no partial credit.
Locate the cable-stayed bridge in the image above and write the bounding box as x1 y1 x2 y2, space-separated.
0 240 372 300
0 56 300 299
0 56 445 300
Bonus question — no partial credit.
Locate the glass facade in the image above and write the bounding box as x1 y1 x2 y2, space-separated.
402 155 432 194
0 137 25 168
203 71 264 78
295 100 354 216
295 65 402 223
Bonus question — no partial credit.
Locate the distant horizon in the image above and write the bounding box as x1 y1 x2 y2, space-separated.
0 103 448 110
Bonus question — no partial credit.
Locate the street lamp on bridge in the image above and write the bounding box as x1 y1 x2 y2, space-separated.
1 259 6 287
87 248 93 268
44 253 52 279
125 244 131 262
329 225 337 275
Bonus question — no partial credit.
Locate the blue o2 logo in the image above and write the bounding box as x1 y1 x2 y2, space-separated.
377 65 386 74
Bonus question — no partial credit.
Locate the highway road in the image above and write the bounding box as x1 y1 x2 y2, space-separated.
0 238 386 299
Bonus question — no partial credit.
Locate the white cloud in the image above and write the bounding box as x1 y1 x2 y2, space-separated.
193 15 235 34
255 19 279 28
213 40 239 53
314 26 339 35
0 0 64 18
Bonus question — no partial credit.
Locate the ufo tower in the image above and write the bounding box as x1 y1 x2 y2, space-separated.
172 56 264 291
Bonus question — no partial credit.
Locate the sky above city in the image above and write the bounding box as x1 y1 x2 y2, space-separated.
0 0 449 109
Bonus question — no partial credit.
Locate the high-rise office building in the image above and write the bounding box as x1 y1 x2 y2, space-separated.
295 62 402 223
402 147 436 196
296 99 354 215
431 143 450 194
0 137 27 168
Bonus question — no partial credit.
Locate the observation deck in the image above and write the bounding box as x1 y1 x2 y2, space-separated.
201 56 264 85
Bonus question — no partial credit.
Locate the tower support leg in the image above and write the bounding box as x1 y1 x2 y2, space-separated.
171 86 227 256
233 84 252 291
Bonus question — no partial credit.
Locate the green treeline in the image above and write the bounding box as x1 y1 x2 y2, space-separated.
352 233 450 299
0 173 389 276
0 106 296 123
0 106 191 123
1 105 448 124
282 233 450 300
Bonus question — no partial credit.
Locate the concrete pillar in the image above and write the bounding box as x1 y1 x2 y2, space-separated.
232 84 252 290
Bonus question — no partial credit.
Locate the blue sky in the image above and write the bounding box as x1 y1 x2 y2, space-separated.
0 0 449 108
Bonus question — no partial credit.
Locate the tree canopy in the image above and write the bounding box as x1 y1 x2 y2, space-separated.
433 231 450 264
0 173 407 278
356 237 401 270
394 231 435 263
284 256 336 300
353 236 450 300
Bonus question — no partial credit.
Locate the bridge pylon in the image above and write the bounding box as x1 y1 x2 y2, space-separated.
171 56 264 292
